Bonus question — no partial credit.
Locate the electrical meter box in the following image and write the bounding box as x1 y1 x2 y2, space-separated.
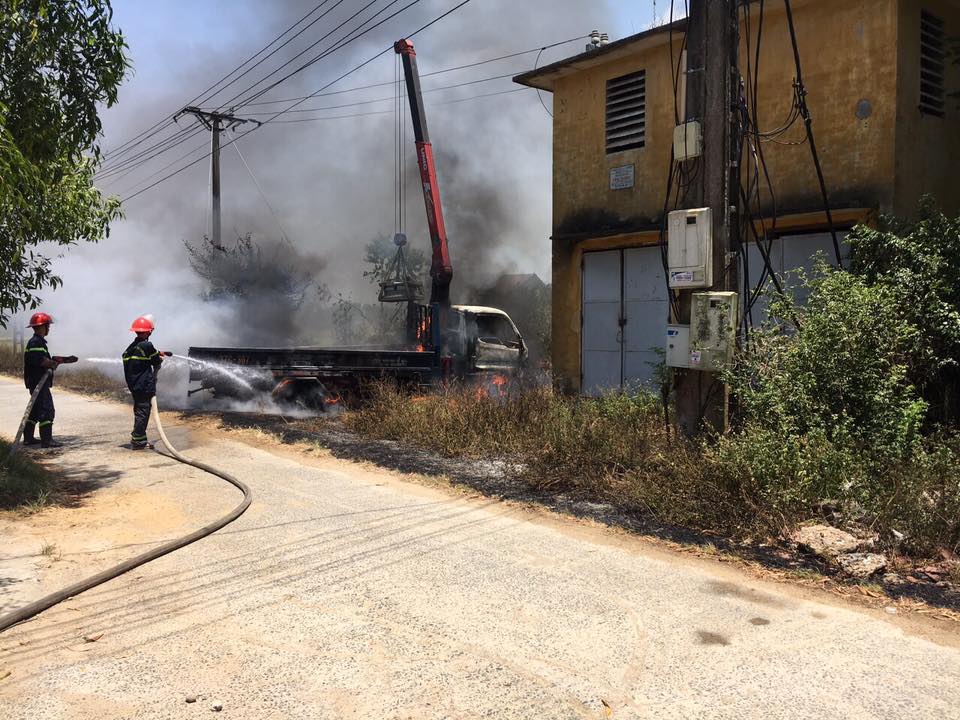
668 208 712 289
666 325 690 368
673 121 702 161
689 291 738 372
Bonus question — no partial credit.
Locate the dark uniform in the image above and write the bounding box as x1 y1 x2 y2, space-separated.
23 335 55 444
123 338 162 447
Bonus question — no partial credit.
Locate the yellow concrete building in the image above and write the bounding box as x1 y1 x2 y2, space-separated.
515 0 960 395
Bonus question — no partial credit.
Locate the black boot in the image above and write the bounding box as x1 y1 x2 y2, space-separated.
22 423 40 446
39 424 61 449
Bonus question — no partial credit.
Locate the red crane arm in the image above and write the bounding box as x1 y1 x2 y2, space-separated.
395 39 453 306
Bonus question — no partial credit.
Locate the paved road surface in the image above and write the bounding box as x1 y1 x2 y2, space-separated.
1 378 958 719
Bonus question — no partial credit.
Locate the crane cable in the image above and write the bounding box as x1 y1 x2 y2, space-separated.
0 398 252 633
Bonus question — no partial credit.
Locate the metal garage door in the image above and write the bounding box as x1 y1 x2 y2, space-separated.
623 247 669 392
581 250 622 395
581 247 668 396
743 232 848 323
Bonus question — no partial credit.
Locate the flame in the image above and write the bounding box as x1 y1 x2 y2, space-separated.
324 392 342 406
415 314 430 350
472 374 510 400
271 378 293 398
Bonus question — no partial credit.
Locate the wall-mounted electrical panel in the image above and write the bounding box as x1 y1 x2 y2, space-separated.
665 325 690 368
667 207 712 289
673 121 702 161
689 291 738 372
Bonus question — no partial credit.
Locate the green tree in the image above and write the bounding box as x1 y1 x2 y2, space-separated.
0 0 127 323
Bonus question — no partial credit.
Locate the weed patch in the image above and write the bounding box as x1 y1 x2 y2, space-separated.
0 439 58 510
54 366 127 400
346 381 960 558
0 343 20 377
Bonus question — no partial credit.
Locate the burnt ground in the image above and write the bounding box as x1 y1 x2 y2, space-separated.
184 409 960 616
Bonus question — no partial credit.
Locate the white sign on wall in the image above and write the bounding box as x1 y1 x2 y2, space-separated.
609 164 635 190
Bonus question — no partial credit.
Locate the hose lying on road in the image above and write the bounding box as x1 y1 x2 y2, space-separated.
6 369 53 461
0 397 252 633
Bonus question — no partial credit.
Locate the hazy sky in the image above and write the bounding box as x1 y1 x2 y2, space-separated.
38 1 662 355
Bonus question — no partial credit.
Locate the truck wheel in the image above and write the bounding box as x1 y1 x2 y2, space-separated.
271 379 337 413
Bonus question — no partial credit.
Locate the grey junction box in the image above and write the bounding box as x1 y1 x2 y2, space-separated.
666 325 690 368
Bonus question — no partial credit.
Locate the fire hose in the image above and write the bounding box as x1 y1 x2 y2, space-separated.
0 397 252 633
7 368 54 459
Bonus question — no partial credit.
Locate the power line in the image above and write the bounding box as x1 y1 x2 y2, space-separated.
120 0 473 202
99 34 584 183
216 0 416 111
782 0 842 269
270 86 531 122
111 87 533 194
533 47 553 117
105 137 211 196
105 0 424 185
101 0 339 162
233 140 291 242
236 70 527 115
195 0 345 107
97 124 205 177
239 35 587 107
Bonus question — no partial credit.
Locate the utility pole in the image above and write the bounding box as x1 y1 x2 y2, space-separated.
674 0 740 434
174 107 260 249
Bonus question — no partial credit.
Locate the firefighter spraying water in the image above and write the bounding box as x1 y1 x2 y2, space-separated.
20 312 78 449
122 314 172 450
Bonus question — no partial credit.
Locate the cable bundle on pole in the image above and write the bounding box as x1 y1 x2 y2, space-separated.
782 0 843 270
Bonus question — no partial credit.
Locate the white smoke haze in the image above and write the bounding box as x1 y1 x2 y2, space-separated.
31 0 650 404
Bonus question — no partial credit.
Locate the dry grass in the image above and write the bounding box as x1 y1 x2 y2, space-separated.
346 382 748 536
54 367 127 400
345 381 960 556
0 439 58 511
0 344 126 399
0 342 20 377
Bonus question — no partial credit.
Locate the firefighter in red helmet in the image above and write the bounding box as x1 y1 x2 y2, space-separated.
122 315 164 449
22 312 77 448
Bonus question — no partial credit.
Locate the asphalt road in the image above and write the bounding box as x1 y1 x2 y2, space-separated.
1 378 959 719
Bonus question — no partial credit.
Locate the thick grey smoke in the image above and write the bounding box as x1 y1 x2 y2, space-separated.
31 0 642 396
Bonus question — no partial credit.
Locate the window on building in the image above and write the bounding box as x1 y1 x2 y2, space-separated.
605 70 646 153
920 10 945 117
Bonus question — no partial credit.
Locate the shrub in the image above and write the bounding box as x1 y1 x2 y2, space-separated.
729 267 928 461
847 202 960 422
719 259 960 553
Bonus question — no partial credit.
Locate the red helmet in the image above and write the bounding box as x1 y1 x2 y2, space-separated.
130 314 155 333
27 312 54 328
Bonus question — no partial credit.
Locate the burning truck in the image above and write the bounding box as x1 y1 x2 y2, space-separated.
187 39 527 409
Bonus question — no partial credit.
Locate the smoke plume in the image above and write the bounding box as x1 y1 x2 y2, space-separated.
25 0 638 401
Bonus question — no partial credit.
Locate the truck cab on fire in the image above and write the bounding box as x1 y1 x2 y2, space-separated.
457 306 526 373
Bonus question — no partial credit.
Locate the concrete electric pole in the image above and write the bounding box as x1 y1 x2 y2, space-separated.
174 107 260 249
674 0 740 434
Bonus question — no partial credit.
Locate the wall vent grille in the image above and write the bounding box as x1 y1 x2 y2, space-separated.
606 70 646 153
920 10 945 117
